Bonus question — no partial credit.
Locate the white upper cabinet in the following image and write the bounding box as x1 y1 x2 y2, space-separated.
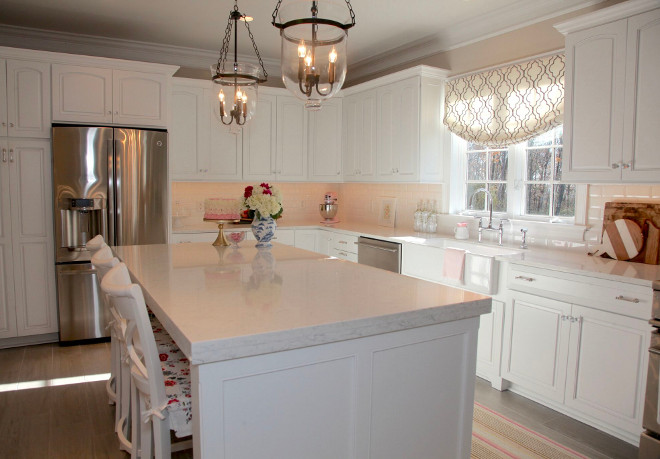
52 64 170 127
276 96 307 181
208 87 242 181
243 93 277 182
170 83 207 179
0 59 51 138
52 64 112 124
112 70 167 127
342 89 377 181
342 66 449 183
558 4 660 182
243 92 309 182
377 78 420 181
169 79 243 181
622 8 660 182
308 98 342 182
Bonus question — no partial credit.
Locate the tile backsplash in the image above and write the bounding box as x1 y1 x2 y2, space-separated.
171 182 442 230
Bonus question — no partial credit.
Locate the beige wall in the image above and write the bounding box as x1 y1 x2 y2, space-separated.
347 0 627 86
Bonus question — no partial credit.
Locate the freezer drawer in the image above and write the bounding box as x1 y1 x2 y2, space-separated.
56 263 110 342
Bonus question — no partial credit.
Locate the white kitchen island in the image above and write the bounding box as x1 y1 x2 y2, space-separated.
113 242 491 459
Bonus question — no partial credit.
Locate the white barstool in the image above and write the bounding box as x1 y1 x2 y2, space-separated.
101 263 192 459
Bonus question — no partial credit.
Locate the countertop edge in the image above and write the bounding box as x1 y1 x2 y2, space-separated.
189 297 492 365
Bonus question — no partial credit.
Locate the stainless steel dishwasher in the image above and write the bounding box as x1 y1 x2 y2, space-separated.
357 236 402 273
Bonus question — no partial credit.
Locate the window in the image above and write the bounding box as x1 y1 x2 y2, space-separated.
456 125 582 222
523 126 576 218
465 144 508 213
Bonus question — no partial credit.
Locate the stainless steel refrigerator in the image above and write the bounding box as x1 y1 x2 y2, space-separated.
52 125 168 342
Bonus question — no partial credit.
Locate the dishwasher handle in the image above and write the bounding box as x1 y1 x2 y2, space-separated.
356 241 399 253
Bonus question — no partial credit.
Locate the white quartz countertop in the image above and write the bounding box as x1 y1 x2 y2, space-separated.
173 219 660 287
113 243 491 364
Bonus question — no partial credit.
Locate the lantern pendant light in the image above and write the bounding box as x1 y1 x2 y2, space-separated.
272 0 355 110
212 0 268 130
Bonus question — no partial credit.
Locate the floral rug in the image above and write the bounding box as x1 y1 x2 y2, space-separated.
472 403 589 459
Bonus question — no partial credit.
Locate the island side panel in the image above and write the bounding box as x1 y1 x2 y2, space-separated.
192 317 480 459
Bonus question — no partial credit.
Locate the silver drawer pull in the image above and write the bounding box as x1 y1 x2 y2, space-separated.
515 275 535 282
615 295 640 304
338 240 347 244
338 251 348 256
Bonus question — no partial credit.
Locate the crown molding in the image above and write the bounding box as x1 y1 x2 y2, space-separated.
347 0 605 82
341 65 449 96
554 0 660 35
0 24 282 79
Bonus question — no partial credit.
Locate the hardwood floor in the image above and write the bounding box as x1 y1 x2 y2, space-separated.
0 342 639 458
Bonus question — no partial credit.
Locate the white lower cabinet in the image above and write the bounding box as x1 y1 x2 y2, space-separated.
564 305 648 437
0 139 57 339
294 229 317 252
502 292 572 403
503 268 651 444
315 230 333 256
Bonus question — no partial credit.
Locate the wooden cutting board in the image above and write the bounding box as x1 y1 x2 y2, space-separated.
602 202 660 264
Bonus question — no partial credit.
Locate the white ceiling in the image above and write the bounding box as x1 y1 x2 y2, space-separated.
0 0 603 79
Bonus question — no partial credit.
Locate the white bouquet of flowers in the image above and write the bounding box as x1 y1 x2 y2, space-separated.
242 183 283 219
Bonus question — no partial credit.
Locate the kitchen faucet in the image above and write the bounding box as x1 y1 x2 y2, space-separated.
469 187 506 245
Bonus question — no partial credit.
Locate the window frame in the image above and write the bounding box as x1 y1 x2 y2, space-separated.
449 127 587 225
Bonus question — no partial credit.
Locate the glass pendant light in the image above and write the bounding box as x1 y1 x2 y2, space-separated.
272 0 355 110
212 0 268 131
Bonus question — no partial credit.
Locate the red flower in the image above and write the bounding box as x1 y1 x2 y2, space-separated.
263 189 272 195
159 353 168 361
260 182 270 189
244 186 253 198
164 380 176 386
168 398 179 404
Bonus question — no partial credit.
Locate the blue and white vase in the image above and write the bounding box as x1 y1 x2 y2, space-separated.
251 215 277 248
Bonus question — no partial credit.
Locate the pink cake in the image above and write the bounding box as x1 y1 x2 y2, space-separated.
204 198 241 220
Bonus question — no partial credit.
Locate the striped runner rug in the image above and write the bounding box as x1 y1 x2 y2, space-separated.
472 402 589 459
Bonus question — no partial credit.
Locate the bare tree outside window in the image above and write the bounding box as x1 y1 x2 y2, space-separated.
524 126 575 218
465 144 508 213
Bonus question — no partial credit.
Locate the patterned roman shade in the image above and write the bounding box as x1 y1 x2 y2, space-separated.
444 53 565 147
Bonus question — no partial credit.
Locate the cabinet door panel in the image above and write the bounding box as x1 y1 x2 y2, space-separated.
209 88 242 181
243 94 276 181
7 60 51 138
476 300 504 380
623 9 660 182
394 81 419 180
113 70 167 127
276 97 307 181
0 60 7 137
14 241 57 335
12 143 50 238
502 293 571 402
563 20 627 182
51 64 113 124
309 98 342 181
565 305 649 433
170 86 205 179
377 88 395 179
0 151 16 338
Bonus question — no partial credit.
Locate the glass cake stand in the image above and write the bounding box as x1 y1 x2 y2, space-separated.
203 218 240 246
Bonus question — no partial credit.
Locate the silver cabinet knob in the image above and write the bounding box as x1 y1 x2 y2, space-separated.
2 148 6 163
9 122 14 127
622 162 631 169
107 110 112 115
115 111 119 115
1 122 6 127
9 148 14 163
611 163 620 169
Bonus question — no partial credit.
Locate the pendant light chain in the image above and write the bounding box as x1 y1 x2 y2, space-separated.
244 20 268 78
272 0 355 27
216 9 235 72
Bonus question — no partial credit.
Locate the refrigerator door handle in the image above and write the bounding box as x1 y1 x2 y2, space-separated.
107 138 115 246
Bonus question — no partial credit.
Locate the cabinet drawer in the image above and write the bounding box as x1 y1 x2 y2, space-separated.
331 247 358 263
508 265 651 320
331 234 358 254
271 229 295 246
